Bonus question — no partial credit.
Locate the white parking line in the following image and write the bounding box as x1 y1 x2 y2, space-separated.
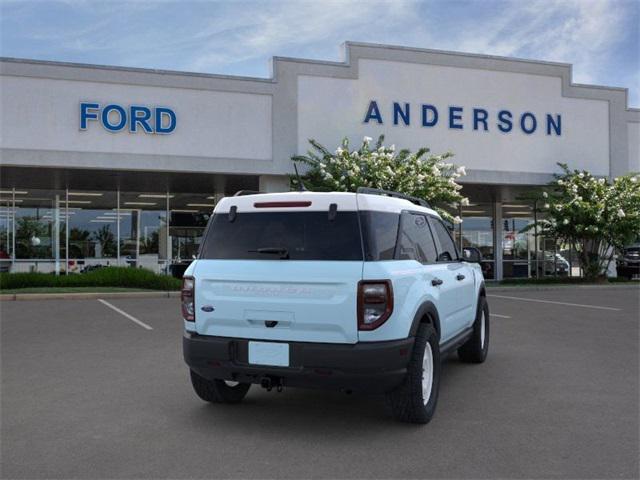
488 294 621 311
97 299 153 330
490 313 511 319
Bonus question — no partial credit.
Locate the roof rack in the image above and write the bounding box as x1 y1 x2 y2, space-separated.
356 187 431 208
233 190 264 196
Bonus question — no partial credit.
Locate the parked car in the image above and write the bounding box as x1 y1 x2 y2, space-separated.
182 188 489 424
536 252 570 276
617 243 640 280
0 249 10 273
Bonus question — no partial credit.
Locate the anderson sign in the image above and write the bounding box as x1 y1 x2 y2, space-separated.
363 100 562 136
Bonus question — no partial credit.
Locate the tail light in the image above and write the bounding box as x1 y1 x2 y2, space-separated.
358 280 393 330
181 276 195 322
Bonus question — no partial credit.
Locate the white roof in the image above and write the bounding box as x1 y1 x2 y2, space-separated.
214 191 440 218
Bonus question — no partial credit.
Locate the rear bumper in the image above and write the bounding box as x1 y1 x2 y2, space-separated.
617 263 640 276
183 332 414 393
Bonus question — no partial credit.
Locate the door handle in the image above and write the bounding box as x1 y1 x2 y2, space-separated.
431 278 443 286
456 274 466 281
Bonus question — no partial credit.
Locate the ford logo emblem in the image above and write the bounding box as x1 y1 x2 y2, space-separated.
201 305 215 312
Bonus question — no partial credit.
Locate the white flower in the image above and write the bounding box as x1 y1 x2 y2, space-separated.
542 191 548 198
557 179 564 185
335 147 343 155
363 136 372 143
453 216 462 224
598 178 605 184
578 172 584 178
390 144 395 152
631 176 638 183
618 209 625 218
563 219 569 225
544 203 550 209
555 205 562 211
460 197 470 206
456 166 467 176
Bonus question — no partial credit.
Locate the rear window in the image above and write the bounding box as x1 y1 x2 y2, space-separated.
200 211 363 261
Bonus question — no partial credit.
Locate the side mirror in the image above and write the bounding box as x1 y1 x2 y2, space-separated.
463 247 482 263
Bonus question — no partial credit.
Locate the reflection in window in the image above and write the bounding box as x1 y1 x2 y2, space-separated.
502 203 535 278
119 192 169 273
66 191 118 272
461 204 495 279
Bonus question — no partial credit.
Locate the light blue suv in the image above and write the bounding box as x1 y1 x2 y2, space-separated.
182 188 489 423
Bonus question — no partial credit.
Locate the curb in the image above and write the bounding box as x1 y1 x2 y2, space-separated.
487 283 639 292
0 291 181 301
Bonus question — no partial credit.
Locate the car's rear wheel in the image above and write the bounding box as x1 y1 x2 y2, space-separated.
458 296 490 363
189 370 251 404
386 323 440 424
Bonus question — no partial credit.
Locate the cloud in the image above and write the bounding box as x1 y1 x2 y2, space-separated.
183 0 419 72
426 0 635 88
1 0 637 104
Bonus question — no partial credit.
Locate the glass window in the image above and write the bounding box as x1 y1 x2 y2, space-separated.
359 211 400 261
502 203 535 278
66 190 118 273
119 192 169 273
170 193 215 266
429 217 459 262
200 211 363 261
0 195 14 272
396 212 437 263
14 190 59 261
461 203 495 279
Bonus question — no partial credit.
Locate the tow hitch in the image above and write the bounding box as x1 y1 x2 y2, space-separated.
260 376 284 392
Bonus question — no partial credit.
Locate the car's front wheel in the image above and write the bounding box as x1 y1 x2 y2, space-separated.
189 370 251 404
386 323 441 424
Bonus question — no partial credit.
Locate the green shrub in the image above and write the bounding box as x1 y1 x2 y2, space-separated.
0 267 181 291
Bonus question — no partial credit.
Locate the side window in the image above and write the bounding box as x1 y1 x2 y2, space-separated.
396 212 438 263
429 217 459 262
360 211 400 261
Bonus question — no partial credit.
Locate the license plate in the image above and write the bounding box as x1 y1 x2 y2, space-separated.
248 341 289 367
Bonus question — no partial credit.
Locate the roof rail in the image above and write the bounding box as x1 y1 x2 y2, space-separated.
233 190 264 196
356 187 431 208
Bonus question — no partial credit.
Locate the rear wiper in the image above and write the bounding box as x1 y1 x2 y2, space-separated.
248 247 290 259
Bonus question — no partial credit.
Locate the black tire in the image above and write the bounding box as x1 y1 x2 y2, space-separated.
386 323 441 424
458 295 490 363
189 370 251 404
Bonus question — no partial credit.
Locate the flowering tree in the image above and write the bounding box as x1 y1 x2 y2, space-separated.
536 163 640 280
291 135 468 223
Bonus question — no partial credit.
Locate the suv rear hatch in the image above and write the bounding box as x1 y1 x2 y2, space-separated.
192 193 363 344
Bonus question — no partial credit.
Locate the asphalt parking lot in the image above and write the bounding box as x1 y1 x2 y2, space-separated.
1 286 638 479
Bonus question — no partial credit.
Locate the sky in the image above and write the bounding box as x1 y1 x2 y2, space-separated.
1 0 638 106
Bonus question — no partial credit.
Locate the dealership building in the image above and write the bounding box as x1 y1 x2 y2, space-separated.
1 42 638 280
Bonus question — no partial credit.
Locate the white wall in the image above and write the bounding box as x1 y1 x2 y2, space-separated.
298 59 611 177
0 75 272 162
628 122 640 173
